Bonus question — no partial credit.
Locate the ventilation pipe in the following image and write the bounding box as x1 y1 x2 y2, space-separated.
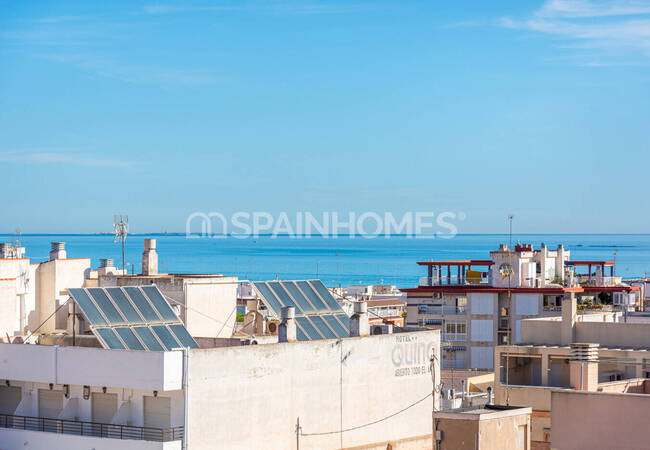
278 306 296 343
49 242 66 260
350 301 370 337
142 239 158 275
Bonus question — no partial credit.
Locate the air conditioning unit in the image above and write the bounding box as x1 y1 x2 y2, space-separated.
267 321 279 335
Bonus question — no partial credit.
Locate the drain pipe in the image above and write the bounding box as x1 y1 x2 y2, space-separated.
183 347 190 450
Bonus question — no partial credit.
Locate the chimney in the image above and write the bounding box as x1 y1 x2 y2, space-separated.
278 306 296 343
561 292 577 345
49 242 66 260
570 343 599 391
142 239 158 275
350 301 370 337
100 258 114 268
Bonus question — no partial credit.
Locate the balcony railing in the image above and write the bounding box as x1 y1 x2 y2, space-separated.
418 305 466 315
419 276 489 287
0 413 184 442
442 332 467 342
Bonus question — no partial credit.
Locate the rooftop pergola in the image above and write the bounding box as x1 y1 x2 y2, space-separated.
565 260 616 278
417 260 493 285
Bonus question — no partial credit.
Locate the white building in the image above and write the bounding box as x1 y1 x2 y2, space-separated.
0 306 440 449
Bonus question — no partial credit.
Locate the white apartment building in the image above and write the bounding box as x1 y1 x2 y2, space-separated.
403 243 640 370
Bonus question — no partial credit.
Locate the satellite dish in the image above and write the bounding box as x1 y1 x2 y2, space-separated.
499 263 514 278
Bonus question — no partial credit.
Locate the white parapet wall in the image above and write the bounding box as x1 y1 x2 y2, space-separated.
0 428 182 450
187 329 440 449
0 344 183 391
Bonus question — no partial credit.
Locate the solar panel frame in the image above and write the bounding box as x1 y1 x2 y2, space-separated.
87 288 127 326
114 327 146 351
295 281 329 312
295 316 323 340
151 325 182 351
308 315 337 339
133 326 165 351
68 288 108 327
95 328 125 350
168 324 200 349
252 282 284 315
123 287 162 323
105 287 144 324
282 281 316 314
267 281 300 312
295 322 309 341
322 314 348 338
309 280 344 312
141 286 181 322
334 313 351 332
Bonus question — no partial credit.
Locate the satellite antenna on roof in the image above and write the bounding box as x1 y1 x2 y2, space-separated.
113 215 129 274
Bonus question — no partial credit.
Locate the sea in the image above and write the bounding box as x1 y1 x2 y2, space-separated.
3 234 649 288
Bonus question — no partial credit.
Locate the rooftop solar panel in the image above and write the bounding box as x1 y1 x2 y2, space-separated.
106 287 144 324
295 323 309 341
295 281 329 312
252 282 283 315
68 288 108 327
123 287 161 323
169 324 200 349
95 328 125 350
267 282 300 312
87 288 126 326
141 286 180 322
295 316 322 340
251 280 350 341
335 314 350 332
283 281 315 314
151 325 182 351
133 326 165 352
322 314 348 338
309 280 344 312
69 285 196 352
114 327 145 351
308 315 337 339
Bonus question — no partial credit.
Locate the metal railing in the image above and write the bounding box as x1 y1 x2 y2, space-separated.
0 413 184 442
420 276 490 286
418 305 466 315
442 332 467 342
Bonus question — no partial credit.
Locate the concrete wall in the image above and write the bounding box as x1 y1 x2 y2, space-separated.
575 321 650 348
551 390 650 450
520 318 562 345
187 330 440 449
0 344 182 391
0 279 17 338
184 279 237 338
0 428 181 450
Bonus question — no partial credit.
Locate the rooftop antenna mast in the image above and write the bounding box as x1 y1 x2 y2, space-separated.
508 215 514 250
113 215 129 274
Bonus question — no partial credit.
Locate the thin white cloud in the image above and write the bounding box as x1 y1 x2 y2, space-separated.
499 0 650 61
535 0 650 18
0 151 133 168
142 1 376 15
42 53 219 87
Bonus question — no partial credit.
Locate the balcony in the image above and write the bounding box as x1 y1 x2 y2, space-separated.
0 413 183 442
418 305 466 315
442 332 467 342
419 275 489 287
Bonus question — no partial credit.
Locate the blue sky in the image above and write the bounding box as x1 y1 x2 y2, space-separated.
1 0 649 233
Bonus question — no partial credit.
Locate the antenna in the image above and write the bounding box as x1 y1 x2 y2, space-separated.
113 215 129 274
508 215 514 250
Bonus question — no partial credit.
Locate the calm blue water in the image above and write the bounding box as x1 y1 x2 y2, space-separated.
3 234 649 288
